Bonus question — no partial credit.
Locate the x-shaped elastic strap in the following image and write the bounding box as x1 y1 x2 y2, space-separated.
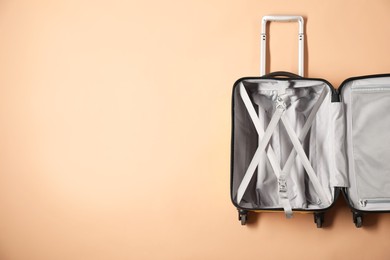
236 83 330 216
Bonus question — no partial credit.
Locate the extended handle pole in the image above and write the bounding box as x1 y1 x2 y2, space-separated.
260 15 304 77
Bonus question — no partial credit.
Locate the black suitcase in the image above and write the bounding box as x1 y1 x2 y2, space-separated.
230 15 390 228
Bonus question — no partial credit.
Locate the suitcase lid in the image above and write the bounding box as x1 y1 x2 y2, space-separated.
338 74 390 212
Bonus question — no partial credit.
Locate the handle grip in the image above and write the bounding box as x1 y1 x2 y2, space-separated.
262 16 304 33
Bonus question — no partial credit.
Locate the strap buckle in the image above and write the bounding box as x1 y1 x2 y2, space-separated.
275 96 287 110
278 176 288 194
278 175 292 218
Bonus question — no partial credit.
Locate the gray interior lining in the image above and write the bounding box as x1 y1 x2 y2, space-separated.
342 77 390 210
232 79 335 210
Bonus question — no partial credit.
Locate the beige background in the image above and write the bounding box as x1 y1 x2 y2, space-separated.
0 0 389 259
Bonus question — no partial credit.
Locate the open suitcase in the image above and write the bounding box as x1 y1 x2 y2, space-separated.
230 15 390 228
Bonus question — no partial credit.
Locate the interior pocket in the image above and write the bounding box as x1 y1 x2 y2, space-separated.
351 87 390 200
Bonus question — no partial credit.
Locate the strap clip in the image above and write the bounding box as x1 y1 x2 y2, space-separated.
278 175 288 194
275 96 287 110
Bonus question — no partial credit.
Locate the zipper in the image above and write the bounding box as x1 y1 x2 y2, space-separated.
353 88 390 92
232 75 337 94
359 198 390 207
352 84 390 92
338 73 390 94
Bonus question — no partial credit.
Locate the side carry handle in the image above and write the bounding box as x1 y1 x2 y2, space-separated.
261 15 304 77
262 71 302 79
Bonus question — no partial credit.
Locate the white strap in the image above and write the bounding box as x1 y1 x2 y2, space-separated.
280 115 331 206
278 89 329 210
236 107 284 204
240 84 290 215
239 84 282 178
237 83 330 212
281 88 328 175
